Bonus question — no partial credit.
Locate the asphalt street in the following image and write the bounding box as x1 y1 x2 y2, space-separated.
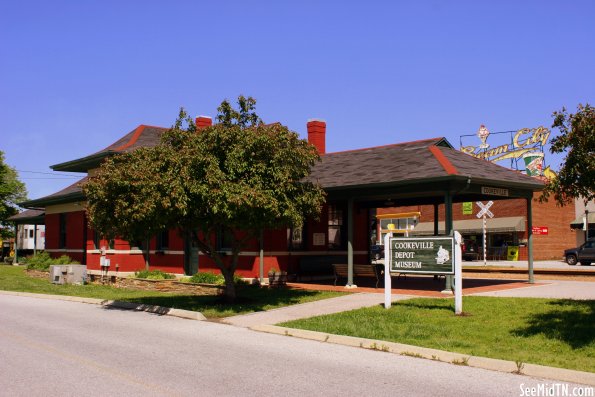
0 294 589 397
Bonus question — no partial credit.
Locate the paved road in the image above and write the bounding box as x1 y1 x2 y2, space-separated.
0 295 588 397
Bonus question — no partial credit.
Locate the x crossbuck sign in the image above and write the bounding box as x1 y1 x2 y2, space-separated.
476 201 494 219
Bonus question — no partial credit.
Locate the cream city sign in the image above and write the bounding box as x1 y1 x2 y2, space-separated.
460 126 551 176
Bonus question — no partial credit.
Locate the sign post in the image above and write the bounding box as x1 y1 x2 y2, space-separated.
384 235 460 312
384 233 392 309
454 231 463 315
476 201 494 266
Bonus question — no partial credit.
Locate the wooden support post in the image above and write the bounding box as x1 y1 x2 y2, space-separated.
527 197 534 284
346 198 355 288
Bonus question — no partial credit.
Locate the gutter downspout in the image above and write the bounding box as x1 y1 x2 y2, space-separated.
82 212 87 265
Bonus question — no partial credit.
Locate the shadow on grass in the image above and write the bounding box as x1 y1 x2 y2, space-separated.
121 285 328 316
511 299 595 349
396 300 453 312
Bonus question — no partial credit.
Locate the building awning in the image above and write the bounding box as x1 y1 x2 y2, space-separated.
411 216 526 235
570 212 595 229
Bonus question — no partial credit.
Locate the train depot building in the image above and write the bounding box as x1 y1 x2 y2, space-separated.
21 117 574 285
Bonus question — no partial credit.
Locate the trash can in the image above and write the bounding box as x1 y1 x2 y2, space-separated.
507 246 519 261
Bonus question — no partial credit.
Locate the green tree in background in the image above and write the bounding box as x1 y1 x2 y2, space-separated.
541 104 594 206
0 151 28 239
84 96 326 301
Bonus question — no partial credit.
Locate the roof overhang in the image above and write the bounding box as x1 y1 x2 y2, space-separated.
413 216 526 235
324 175 542 204
51 151 114 172
20 191 85 209
7 209 46 225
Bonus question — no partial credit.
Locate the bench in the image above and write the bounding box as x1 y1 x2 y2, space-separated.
268 272 288 288
332 264 381 288
297 255 347 281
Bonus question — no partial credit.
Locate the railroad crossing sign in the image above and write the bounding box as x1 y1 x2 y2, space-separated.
476 201 494 219
476 201 494 266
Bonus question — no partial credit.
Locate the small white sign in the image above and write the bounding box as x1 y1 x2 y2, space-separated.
481 186 509 197
312 233 325 246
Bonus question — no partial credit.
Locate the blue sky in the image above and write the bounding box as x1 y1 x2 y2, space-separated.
1 1 594 200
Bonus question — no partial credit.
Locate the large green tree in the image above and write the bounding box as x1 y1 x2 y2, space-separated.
84 96 326 301
541 104 594 206
0 151 28 239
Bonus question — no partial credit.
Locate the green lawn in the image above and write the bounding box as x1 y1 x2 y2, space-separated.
0 265 343 318
281 296 595 372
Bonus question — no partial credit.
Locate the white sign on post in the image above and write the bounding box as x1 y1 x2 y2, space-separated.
384 231 463 313
384 233 392 309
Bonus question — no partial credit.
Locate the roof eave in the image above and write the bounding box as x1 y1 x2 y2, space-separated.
320 173 544 195
51 151 115 172
20 192 85 209
321 175 470 192
9 215 45 225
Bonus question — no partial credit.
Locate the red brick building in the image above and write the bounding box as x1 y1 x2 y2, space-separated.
24 117 547 281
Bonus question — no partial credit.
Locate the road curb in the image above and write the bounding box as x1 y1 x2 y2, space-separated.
0 290 206 321
250 324 595 386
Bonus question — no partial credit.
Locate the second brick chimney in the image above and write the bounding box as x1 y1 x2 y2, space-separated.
195 116 212 130
307 119 326 154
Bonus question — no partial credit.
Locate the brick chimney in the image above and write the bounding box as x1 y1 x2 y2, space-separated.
307 119 326 154
195 116 212 130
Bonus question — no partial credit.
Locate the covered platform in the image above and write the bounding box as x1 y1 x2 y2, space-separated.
308 137 545 291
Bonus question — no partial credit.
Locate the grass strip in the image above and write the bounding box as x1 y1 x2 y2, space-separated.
281 296 595 372
0 265 342 318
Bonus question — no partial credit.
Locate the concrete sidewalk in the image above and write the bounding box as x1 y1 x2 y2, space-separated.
464 259 594 270
224 278 594 328
222 292 412 327
469 279 595 299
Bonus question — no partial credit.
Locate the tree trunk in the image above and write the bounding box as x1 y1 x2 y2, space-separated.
145 238 150 271
221 270 236 303
191 229 245 303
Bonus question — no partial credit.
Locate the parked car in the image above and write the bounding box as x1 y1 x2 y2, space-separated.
462 239 480 261
564 238 595 266
370 244 384 261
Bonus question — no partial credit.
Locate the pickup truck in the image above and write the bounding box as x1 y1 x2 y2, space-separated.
564 238 595 266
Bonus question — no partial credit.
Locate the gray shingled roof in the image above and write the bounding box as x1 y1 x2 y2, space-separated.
51 125 167 172
309 138 543 190
7 209 45 223
21 177 87 208
97 125 166 153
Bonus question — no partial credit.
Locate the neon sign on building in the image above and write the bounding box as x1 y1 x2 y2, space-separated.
459 126 553 177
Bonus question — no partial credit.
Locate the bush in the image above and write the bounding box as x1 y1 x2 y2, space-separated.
189 272 224 285
188 272 248 285
24 252 79 272
134 269 176 280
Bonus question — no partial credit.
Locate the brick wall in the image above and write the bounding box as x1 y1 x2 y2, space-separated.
378 194 575 260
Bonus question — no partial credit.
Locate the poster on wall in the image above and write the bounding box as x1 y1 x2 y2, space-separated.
312 233 325 246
